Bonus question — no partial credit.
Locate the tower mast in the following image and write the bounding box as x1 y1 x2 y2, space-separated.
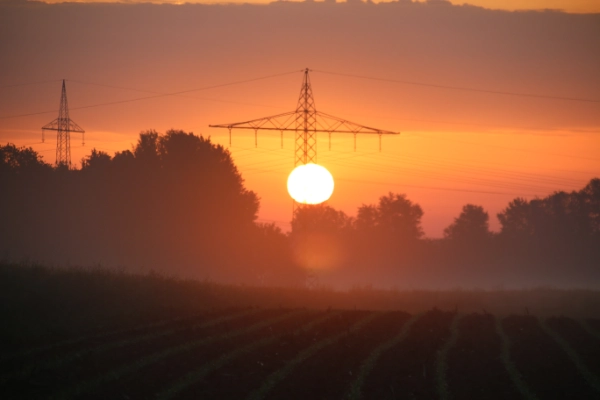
294 68 317 166
210 68 399 167
42 80 85 168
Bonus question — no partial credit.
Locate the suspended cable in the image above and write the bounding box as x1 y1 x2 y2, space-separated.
312 69 600 104
335 177 546 197
412 132 600 162
228 138 593 193
0 79 61 90
66 79 285 110
0 70 301 120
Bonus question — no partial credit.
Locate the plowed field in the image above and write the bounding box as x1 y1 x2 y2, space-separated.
2 308 600 400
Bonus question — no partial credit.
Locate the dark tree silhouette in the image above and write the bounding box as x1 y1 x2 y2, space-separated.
81 149 111 171
444 204 491 243
133 130 160 168
111 149 135 170
354 192 424 248
497 197 534 238
247 223 305 286
0 143 51 174
291 203 353 234
354 204 378 232
1 138 598 289
578 178 600 236
372 192 424 240
440 204 495 283
0 131 289 284
495 180 600 284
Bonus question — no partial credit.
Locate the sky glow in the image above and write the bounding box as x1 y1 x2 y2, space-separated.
1 0 598 237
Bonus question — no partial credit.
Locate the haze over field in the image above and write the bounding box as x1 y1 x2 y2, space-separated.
1 0 599 237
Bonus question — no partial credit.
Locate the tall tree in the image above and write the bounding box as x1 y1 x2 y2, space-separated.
444 204 491 243
371 192 424 241
497 197 533 237
0 143 51 174
292 203 353 234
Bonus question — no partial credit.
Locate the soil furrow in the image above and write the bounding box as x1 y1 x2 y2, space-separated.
156 311 337 400
0 308 256 386
260 311 411 400
447 314 521 400
543 317 600 393
502 315 598 400
359 308 455 400
346 313 421 400
248 310 380 400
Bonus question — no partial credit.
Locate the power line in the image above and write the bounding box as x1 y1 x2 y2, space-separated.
240 162 556 197
412 132 600 162
237 146 591 194
231 135 593 189
312 69 600 104
323 158 561 194
225 132 596 192
67 79 285 110
356 148 592 186
0 79 61 90
0 70 301 120
336 177 545 197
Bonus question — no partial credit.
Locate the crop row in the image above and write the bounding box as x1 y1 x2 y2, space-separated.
1 308 600 399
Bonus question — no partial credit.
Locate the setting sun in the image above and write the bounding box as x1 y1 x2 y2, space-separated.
287 163 335 205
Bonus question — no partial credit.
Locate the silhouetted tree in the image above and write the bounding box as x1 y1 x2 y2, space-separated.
111 150 135 170
497 197 533 238
81 149 111 171
495 179 600 284
355 193 424 240
444 204 491 243
292 203 353 234
247 223 305 286
372 192 424 241
577 178 600 237
0 143 51 174
441 204 494 279
133 130 160 169
0 131 277 284
350 193 425 284
2 138 598 289
354 204 378 232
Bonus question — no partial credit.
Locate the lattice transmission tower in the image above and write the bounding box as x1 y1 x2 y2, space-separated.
42 80 85 168
210 68 399 169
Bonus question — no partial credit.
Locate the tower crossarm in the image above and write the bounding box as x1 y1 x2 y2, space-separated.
42 118 85 133
209 110 399 135
209 68 399 158
315 111 399 135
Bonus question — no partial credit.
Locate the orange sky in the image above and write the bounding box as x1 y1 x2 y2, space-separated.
37 0 600 14
1 1 599 237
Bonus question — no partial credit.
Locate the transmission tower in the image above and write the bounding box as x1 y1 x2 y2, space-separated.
42 79 85 168
209 68 399 169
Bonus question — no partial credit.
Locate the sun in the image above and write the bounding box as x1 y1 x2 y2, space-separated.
287 163 334 205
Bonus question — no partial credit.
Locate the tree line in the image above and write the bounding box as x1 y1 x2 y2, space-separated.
0 131 302 285
1 131 599 288
291 181 600 288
